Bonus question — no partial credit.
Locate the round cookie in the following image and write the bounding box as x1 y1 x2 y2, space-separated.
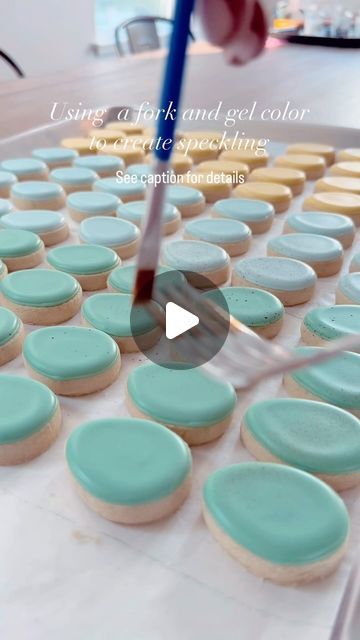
184 218 251 257
301 305 360 346
67 191 119 222
274 154 326 179
181 130 223 143
79 216 140 259
61 137 96 155
99 142 145 165
166 185 205 217
0 199 13 218
117 200 181 235
0 229 45 271
196 160 249 185
0 210 69 246
336 273 360 305
66 417 191 524
162 240 230 287
74 154 124 177
286 143 335 166
329 162 360 179
232 182 292 213
267 233 343 277
23 326 121 396
50 167 98 194
32 147 78 169
106 121 144 135
219 149 268 169
0 308 24 365
82 292 161 352
0 269 82 325
127 362 236 445
350 252 360 272
337 149 360 162
176 143 219 164
88 128 125 144
0 158 48 181
248 167 306 195
107 264 180 294
212 198 274 234
0 375 61 465
283 212 355 249
182 173 232 203
126 163 152 179
47 244 120 291
169 152 193 174
0 170 17 198
232 256 316 305
203 286 284 338
10 181 66 211
0 259 7 280
314 176 360 196
303 192 360 225
242 399 360 490
93 176 146 203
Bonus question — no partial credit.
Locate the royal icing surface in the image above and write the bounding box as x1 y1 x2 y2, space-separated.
0 229 43 257
212 198 274 223
234 257 316 291
204 287 283 327
286 212 355 238
67 191 119 214
11 181 64 200
0 158 47 177
50 167 98 185
94 177 146 198
0 269 80 307
74 154 124 174
304 305 360 341
185 218 251 244
0 307 21 346
1 210 65 233
47 244 119 276
162 240 230 273
337 273 360 303
79 216 139 247
117 200 179 224
82 293 157 337
268 233 343 262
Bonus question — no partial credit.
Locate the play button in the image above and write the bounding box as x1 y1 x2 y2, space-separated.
165 302 199 339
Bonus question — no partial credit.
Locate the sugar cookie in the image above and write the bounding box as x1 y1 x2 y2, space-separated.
67 191 119 222
0 229 44 271
166 185 205 217
117 200 181 235
24 326 121 396
0 308 24 365
162 240 230 287
79 216 140 259
301 305 360 346
10 181 66 210
127 362 236 445
212 198 274 234
336 273 360 305
0 170 17 197
248 167 305 195
0 158 48 181
61 137 96 155
47 244 120 291
181 130 223 143
66 417 191 523
32 147 78 169
94 176 146 202
182 172 232 202
169 152 193 174
233 182 292 213
105 121 144 134
126 163 152 179
203 286 284 338
0 210 69 246
184 218 251 256
74 154 124 177
329 162 360 179
107 264 182 294
283 212 355 249
0 269 82 325
82 292 161 352
0 259 7 280
0 199 13 218
267 233 343 277
0 375 61 465
337 148 360 162
196 160 249 185
286 143 335 166
219 149 268 169
50 167 98 194
314 176 360 196
88 128 125 143
232 256 316 305
178 144 219 163
274 154 326 179
303 191 360 225
99 143 145 165
350 252 360 272
242 399 360 491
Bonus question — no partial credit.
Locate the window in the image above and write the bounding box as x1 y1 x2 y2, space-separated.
95 0 175 46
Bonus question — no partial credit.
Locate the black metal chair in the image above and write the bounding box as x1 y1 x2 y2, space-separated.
115 15 194 55
0 50 24 77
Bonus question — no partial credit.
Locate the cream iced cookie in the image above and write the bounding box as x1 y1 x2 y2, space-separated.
286 143 335 166
303 192 360 225
106 121 144 135
166 185 205 217
169 152 193 174
336 273 360 305
24 326 121 396
0 375 61 465
162 240 230 287
10 181 66 210
0 259 7 280
274 154 326 179
184 218 251 257
183 173 232 203
283 212 355 249
337 148 360 162
314 176 360 196
61 137 96 155
203 462 349 584
232 182 292 213
329 162 360 179
181 130 223 143
100 142 145 165
212 198 274 234
66 417 191 524
50 167 98 194
350 252 360 272
0 210 69 246
232 256 316 305
79 216 140 259
93 176 146 203
32 147 78 169
203 286 284 338
0 170 17 197
219 148 268 169
82 293 161 352
176 143 219 164
248 167 306 195
0 269 82 325
301 305 360 346
67 191 119 222
74 154 124 177
0 158 48 181
127 362 236 445
242 399 360 491
0 308 24 365
88 128 125 144
107 264 181 294
47 244 120 291
267 233 343 277
0 199 13 218
117 200 181 235
196 160 249 185
0 229 44 271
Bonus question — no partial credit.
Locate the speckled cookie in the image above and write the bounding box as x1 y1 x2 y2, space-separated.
212 198 274 234
0 308 24 365
47 244 120 291
0 210 69 246
117 200 181 235
0 229 45 271
184 218 251 256
79 216 140 259
283 212 355 249
301 305 360 346
67 191 119 222
267 233 343 277
233 182 292 213
10 181 66 210
162 240 231 287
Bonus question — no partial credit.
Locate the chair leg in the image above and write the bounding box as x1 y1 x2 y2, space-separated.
0 50 25 77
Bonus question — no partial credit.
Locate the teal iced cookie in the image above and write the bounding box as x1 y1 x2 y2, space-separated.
203 462 349 584
284 346 360 416
284 212 355 249
66 417 192 523
166 185 205 217
67 191 119 222
336 273 360 304
0 307 23 365
184 218 251 256
0 158 48 180
117 200 181 234
50 167 98 193
162 240 230 287
0 199 13 217
350 252 360 272
47 244 120 291
212 198 274 233
23 326 121 396
127 362 237 445
203 286 284 337
32 147 78 168
268 233 343 276
0 210 68 246
0 229 44 270
0 375 61 464
94 176 146 202
107 264 182 294
10 180 66 210
126 163 152 179
302 305 360 345
79 216 140 258
74 154 124 177
0 259 7 280
0 170 17 197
